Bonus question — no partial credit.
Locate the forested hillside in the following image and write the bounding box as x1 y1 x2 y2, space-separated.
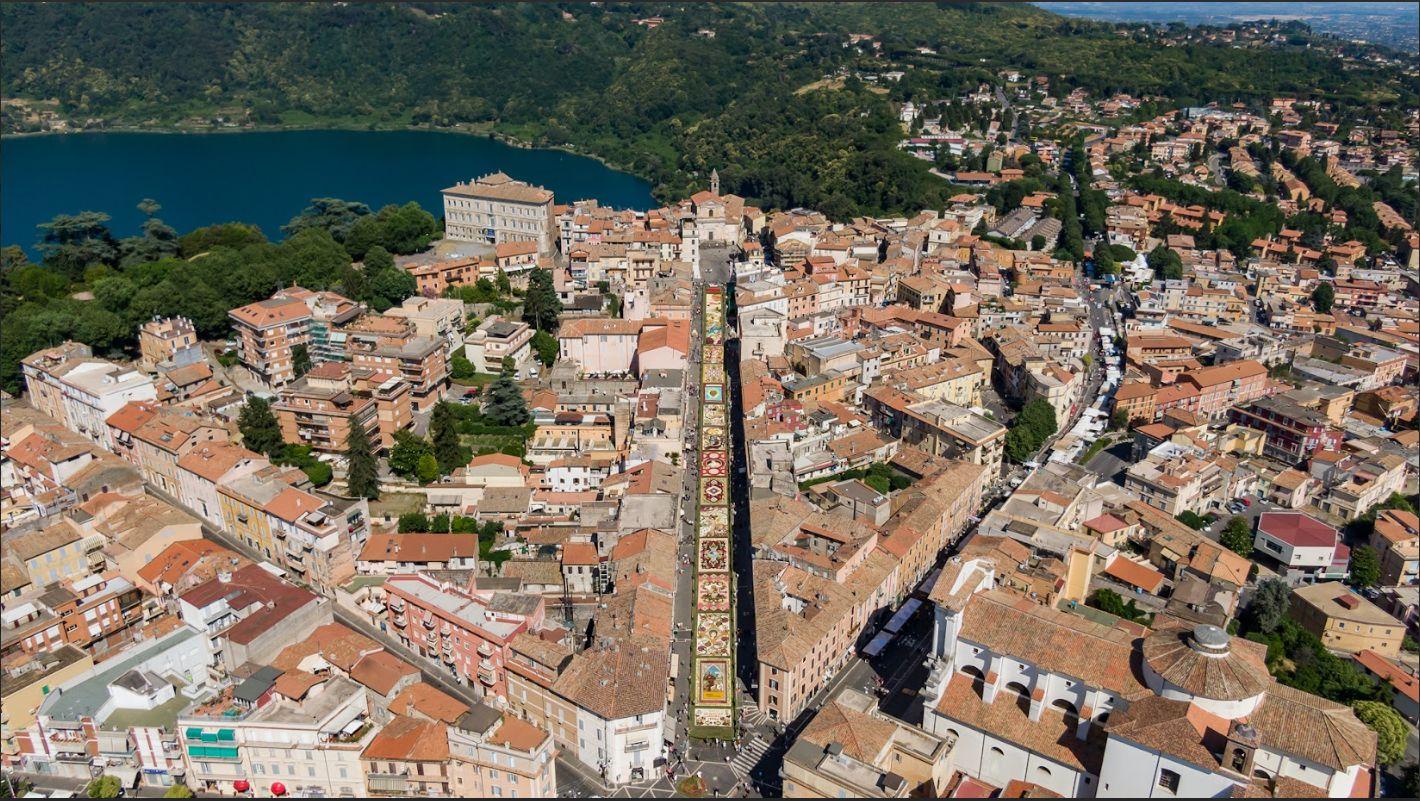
3 2 1413 216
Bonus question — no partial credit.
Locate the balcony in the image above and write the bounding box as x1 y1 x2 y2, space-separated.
476 642 493 658
393 614 407 628
422 616 436 630
388 597 405 613
477 667 497 686
440 621 451 636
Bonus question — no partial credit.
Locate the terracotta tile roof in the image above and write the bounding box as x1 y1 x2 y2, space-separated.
137 539 242 588
487 713 549 752
360 715 450 762
958 590 1146 696
1141 624 1271 702
937 673 1107 773
271 622 382 673
1256 512 1337 548
358 532 481 563
389 682 467 724
1103 557 1167 594
553 635 669 719
350 650 420 696
178 442 263 483
1083 514 1129 534
273 669 324 701
229 296 311 328
1251 682 1377 771
798 697 898 764
178 563 320 646
1352 649 1419 703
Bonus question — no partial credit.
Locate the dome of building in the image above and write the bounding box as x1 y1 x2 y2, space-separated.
1142 623 1272 716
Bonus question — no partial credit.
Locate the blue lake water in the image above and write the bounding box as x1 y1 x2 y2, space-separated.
1 129 656 256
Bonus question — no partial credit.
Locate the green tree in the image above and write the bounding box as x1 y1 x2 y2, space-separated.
1347 545 1381 589
1311 282 1335 313
450 352 477 380
292 343 311 379
283 198 371 241
85 776 122 798
398 512 430 532
162 784 196 798
532 329 558 367
237 397 284 457
522 267 562 332
415 452 440 484
430 402 465 474
344 416 380 500
1247 578 1291 635
495 268 512 296
1220 516 1254 557
363 245 394 273
483 374 530 426
1352 701 1406 765
388 431 433 479
1110 409 1132 430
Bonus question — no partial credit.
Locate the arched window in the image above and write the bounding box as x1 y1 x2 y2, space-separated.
961 665 986 683
988 746 1005 760
1231 748 1248 771
945 728 960 742
1052 698 1079 716
1096 712 1110 724
1036 766 1053 779
1005 680 1030 697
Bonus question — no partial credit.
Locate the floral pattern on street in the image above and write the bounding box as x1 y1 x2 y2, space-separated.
700 450 727 477
698 538 729 572
696 617 732 659
697 574 731 611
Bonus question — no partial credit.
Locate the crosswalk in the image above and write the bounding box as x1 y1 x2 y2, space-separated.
730 735 770 778
739 695 769 728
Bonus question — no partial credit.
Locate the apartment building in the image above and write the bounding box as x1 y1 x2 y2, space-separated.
229 292 314 388
1253 511 1350 584
384 296 466 362
1124 442 1248 517
345 315 449 413
1229 396 1342 464
442 172 556 254
498 585 671 784
22 342 158 448
464 316 536 376
306 291 366 365
178 671 374 798
447 705 558 799
382 573 545 700
16 627 211 789
2 516 104 587
1291 582 1404 658
273 365 382 456
105 401 228 496
863 388 1006 480
1370 509 1419 586
557 318 645 376
137 316 201 372
177 564 332 680
0 572 144 660
262 486 370 595
782 689 952 798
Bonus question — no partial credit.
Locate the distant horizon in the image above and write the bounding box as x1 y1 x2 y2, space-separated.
1036 2 1419 51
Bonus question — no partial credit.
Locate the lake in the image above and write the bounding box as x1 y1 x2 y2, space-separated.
1 129 656 256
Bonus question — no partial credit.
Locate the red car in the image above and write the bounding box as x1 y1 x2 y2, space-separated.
1240 498 1251 507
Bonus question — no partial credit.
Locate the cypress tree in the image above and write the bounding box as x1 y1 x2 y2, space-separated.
344 415 380 500
237 397 284 457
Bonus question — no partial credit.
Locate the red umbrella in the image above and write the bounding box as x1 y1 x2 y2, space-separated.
233 780 250 793
270 782 287 796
